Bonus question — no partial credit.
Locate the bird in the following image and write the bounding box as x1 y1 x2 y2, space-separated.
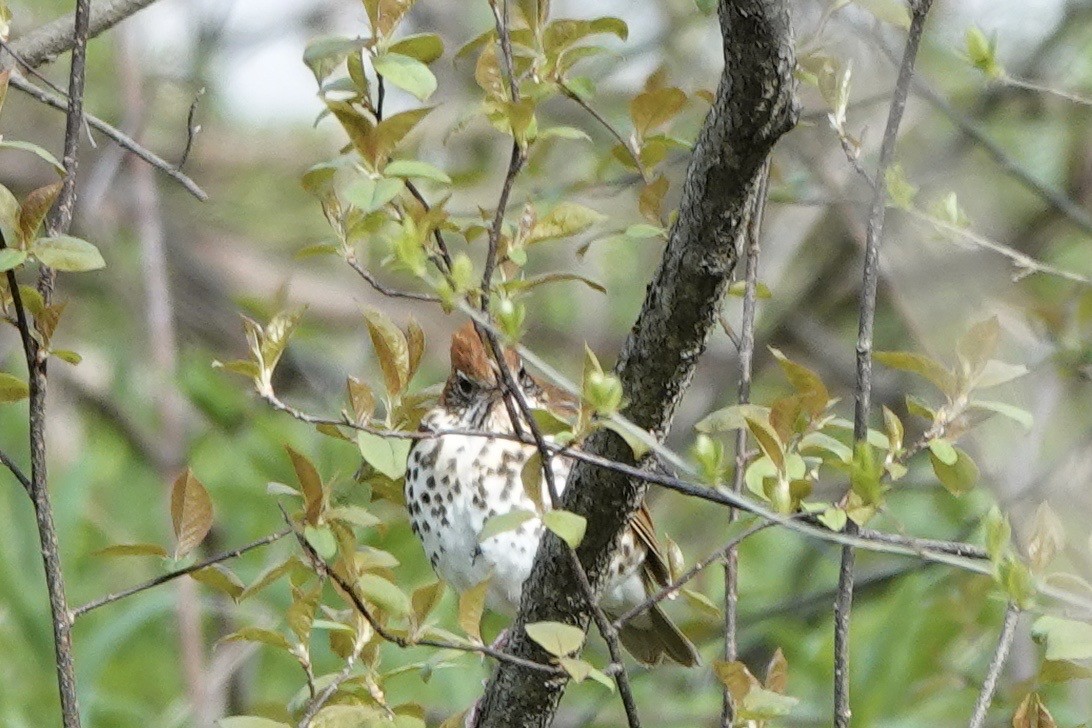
404 322 699 666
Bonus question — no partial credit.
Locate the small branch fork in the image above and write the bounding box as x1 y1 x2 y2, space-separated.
282 509 561 678
838 2 934 727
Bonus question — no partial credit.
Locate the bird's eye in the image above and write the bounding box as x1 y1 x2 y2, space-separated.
455 373 475 396
518 367 535 390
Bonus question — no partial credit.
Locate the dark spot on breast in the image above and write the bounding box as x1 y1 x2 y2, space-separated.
426 475 437 489
422 492 431 504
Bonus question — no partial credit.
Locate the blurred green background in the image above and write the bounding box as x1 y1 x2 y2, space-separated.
2 0 1092 725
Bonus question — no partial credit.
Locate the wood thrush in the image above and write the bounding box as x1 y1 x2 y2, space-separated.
405 322 699 666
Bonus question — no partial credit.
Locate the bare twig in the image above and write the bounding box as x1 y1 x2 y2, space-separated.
15 2 95 724
967 603 1020 728
10 75 209 200
617 522 773 630
839 3 935 726
176 86 205 170
722 161 769 727
346 257 440 302
559 80 647 182
297 636 366 728
0 447 31 495
72 529 292 618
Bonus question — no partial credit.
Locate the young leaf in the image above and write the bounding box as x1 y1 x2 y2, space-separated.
1026 502 1065 572
968 400 1033 430
1032 615 1092 662
524 621 585 657
304 524 337 560
984 506 1011 563
479 509 536 542
364 308 410 396
388 33 444 64
373 52 437 101
458 578 491 642
542 510 587 548
344 176 404 214
356 431 411 480
0 372 29 403
189 564 246 601
31 235 106 272
92 543 169 558
171 469 214 559
1011 692 1056 728
220 627 292 651
745 417 785 472
218 718 291 728
384 159 452 184
358 573 411 615
17 181 63 244
770 348 829 416
927 438 958 466
528 202 605 244
411 580 446 623
929 447 979 496
0 248 25 272
286 445 324 524
629 87 686 139
874 350 955 395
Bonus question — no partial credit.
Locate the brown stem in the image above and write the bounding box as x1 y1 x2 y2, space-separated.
839 3 935 726
722 162 769 726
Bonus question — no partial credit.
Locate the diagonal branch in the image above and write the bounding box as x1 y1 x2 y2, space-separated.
838 2 934 726
7 0 164 70
475 2 798 725
967 602 1020 728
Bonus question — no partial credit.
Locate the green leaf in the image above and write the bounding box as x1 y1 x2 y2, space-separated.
682 588 721 618
542 510 587 548
51 349 82 365
695 404 769 433
304 524 337 560
411 580 445 622
985 506 1011 563
303 36 367 83
18 181 63 245
965 26 1004 79
874 350 955 395
343 176 404 213
356 431 411 480
601 420 652 459
383 159 451 184
286 445 325 525
884 163 917 209
0 140 65 174
373 52 437 101
629 87 686 139
739 685 799 720
727 280 772 299
189 564 245 601
0 372 29 403
745 417 784 472
31 235 106 272
1032 616 1092 661
239 557 301 601
479 509 536 541
973 359 1028 389
458 579 490 642
92 543 169 558
525 620 585 657
358 572 411 615
929 447 979 496
171 469 214 559
327 505 381 529
538 126 592 143
218 627 292 652
389 33 444 64
969 400 1033 430
363 308 410 395
528 202 606 244
927 438 958 466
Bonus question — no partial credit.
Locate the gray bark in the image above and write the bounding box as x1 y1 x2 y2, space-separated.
476 1 798 725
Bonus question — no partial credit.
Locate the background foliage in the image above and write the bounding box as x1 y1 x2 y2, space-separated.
2 0 1092 726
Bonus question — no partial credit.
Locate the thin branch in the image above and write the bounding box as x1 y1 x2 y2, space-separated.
10 75 209 200
840 4 934 726
7 0 164 69
722 160 769 727
72 529 292 619
283 509 561 676
998 73 1092 107
297 636 365 728
559 80 647 182
617 522 773 630
346 256 440 302
176 86 205 170
0 447 30 494
967 603 1020 728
